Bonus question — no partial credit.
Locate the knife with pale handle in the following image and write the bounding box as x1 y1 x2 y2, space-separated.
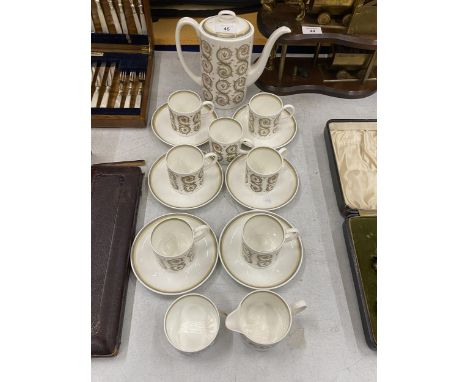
91 63 106 107
95 0 109 33
107 0 123 33
137 0 147 34
92 18 95 33
100 63 116 108
117 1 129 35
129 0 143 34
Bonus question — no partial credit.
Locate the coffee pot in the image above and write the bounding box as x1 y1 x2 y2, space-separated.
175 10 291 109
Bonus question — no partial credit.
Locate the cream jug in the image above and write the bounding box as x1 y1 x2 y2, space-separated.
225 290 307 349
175 10 291 109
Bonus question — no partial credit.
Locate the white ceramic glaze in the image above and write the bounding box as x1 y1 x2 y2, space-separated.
164 293 221 353
152 103 218 147
233 105 297 149
245 146 287 193
225 154 299 210
242 213 299 269
175 10 291 109
219 210 303 289
248 93 295 138
131 214 218 295
167 90 215 136
225 290 307 349
148 153 223 210
150 218 210 271
166 145 218 194
209 117 254 165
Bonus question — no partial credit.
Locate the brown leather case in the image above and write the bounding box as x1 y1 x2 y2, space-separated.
91 165 143 356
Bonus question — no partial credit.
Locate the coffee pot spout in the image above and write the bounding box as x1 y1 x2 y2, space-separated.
246 26 291 87
225 308 242 334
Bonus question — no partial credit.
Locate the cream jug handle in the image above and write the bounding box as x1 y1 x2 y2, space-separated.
290 300 307 316
175 17 202 86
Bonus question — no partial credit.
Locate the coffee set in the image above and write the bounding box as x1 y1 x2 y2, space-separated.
149 90 300 210
132 10 307 353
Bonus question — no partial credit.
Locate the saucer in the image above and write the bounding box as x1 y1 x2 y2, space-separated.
232 105 297 149
219 210 303 289
131 213 218 295
148 154 223 210
151 103 218 147
225 154 299 210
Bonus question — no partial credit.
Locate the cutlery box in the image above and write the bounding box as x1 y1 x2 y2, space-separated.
91 0 154 128
324 119 377 349
91 164 143 356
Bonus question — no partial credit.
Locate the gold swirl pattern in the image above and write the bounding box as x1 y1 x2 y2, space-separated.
216 79 231 94
201 40 212 58
236 44 250 60
217 63 232 79
216 93 229 106
202 73 212 89
236 60 248 76
216 47 233 62
202 58 213 73
203 88 213 101
259 128 270 136
259 118 271 127
234 77 246 91
226 145 237 154
233 92 245 104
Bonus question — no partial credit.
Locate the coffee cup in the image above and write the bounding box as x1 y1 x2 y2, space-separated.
150 217 210 271
225 290 307 349
168 90 214 136
209 117 254 165
166 144 218 194
245 146 287 193
248 92 295 138
242 213 299 268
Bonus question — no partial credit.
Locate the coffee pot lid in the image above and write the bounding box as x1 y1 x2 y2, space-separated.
202 10 251 38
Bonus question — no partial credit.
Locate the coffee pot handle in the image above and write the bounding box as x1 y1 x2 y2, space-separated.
175 17 202 86
290 300 307 316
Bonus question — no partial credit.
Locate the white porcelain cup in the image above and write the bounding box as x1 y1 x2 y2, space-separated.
225 290 307 349
164 293 221 353
245 146 287 193
209 117 255 165
168 90 214 136
166 144 218 194
248 92 295 138
150 217 210 271
242 213 299 269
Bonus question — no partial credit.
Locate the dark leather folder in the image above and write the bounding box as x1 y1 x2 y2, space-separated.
91 165 143 356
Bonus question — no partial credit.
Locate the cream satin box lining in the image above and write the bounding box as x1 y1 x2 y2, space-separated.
329 121 377 214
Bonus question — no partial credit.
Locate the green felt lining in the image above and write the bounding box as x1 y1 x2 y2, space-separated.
349 215 377 341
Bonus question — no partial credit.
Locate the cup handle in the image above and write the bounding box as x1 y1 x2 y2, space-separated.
238 138 255 155
282 104 295 118
284 228 299 243
193 225 210 242
277 147 287 158
290 300 307 316
201 101 215 114
203 152 218 169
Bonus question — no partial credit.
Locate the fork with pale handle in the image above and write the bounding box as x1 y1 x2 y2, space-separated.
114 71 127 108
134 72 145 108
124 71 136 108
